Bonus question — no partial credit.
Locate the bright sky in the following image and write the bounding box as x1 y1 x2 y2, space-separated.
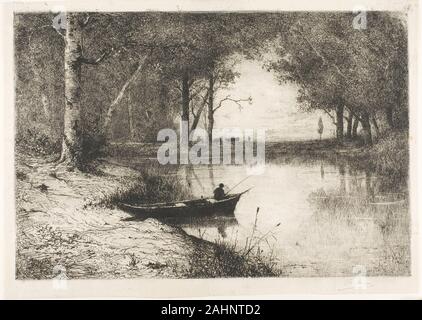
214 59 336 141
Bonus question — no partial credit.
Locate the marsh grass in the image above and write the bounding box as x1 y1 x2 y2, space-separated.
369 130 408 178
308 188 410 276
170 208 282 278
182 240 280 278
99 164 192 207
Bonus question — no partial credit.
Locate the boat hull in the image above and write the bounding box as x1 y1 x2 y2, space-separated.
119 193 242 218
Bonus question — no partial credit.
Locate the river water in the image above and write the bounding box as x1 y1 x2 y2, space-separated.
116 151 410 277
164 157 410 277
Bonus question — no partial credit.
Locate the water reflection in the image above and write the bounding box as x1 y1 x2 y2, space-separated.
176 157 410 277
118 154 409 277
320 163 325 180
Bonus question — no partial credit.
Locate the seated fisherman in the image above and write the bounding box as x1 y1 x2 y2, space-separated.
213 183 226 200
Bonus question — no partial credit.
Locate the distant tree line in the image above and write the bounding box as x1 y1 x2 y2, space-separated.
268 12 408 145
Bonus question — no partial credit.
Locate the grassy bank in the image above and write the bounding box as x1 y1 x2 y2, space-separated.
99 166 281 277
98 164 192 207
16 152 281 279
267 131 408 179
172 238 281 278
16 129 406 279
367 130 408 178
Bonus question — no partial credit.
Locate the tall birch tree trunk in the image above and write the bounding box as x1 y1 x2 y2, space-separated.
41 94 50 122
59 13 83 167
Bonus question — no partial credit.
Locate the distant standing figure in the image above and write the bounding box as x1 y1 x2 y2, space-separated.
318 117 324 141
213 183 225 200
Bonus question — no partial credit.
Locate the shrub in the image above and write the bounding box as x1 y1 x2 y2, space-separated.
369 130 409 178
16 126 60 154
183 239 281 278
81 131 107 163
99 164 192 207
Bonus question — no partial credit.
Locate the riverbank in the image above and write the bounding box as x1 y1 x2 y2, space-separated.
15 151 279 279
108 131 408 179
268 131 408 178
15 130 407 279
107 139 362 159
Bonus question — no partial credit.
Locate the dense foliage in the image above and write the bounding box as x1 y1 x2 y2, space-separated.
15 12 408 168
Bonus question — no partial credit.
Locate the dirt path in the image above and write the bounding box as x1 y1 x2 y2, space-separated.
15 152 211 279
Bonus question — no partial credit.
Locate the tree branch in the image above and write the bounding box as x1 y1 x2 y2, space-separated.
214 95 252 112
321 108 336 125
190 102 197 118
188 78 196 89
190 90 210 131
102 56 148 133
189 83 207 101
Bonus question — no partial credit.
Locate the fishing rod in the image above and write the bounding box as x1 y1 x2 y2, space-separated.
226 176 252 194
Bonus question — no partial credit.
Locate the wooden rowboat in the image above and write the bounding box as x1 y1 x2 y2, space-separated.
119 190 249 218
